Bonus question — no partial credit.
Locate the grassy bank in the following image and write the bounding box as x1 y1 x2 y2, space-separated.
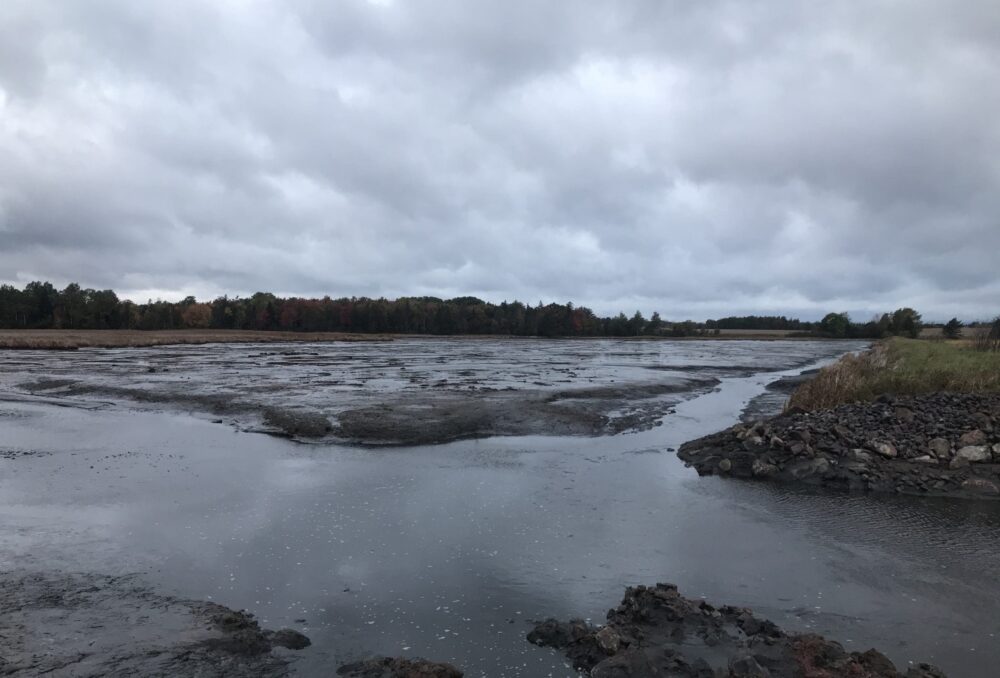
788 338 1000 411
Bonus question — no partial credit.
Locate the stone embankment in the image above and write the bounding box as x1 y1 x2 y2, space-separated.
529 583 945 677
679 392 1000 498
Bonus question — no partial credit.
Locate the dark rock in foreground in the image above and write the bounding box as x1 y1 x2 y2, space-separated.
530 583 945 677
679 392 1000 499
336 656 463 677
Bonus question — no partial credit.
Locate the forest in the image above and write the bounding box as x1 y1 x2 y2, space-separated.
0 281 941 339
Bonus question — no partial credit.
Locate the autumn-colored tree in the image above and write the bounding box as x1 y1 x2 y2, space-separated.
181 303 212 328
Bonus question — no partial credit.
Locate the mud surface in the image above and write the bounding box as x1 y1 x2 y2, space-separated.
336 656 464 677
0 338 851 445
529 583 945 677
3 338 997 678
740 369 821 423
0 570 309 677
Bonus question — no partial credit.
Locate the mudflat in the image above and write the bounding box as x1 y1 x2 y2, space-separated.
4 338 997 677
0 338 845 446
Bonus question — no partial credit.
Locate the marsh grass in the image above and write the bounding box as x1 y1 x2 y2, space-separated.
973 318 1000 352
787 337 1000 411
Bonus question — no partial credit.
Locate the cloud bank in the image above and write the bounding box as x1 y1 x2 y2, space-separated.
1 0 998 320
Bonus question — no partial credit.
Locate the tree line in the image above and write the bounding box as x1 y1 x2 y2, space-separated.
0 281 969 340
0 282 654 337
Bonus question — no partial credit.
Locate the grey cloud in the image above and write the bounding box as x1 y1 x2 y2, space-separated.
1 0 999 321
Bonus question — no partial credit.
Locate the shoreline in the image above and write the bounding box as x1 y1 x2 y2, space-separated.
0 328 856 350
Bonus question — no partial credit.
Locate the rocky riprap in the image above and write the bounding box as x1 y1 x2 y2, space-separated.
336 656 463 677
529 583 945 677
678 392 1000 498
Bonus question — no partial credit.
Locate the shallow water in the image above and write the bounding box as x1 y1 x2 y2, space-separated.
1 339 996 677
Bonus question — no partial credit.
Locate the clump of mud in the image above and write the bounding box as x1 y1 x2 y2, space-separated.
262 407 333 438
0 570 310 677
529 583 946 677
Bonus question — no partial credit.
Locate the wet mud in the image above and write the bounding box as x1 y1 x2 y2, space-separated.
0 570 310 677
529 583 946 677
0 339 853 445
336 656 464 677
739 369 821 423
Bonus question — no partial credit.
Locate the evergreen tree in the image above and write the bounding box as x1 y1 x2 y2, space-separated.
942 317 963 340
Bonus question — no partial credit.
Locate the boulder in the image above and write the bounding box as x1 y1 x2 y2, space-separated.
718 458 732 473
928 438 951 458
894 407 915 423
848 448 873 463
871 442 897 458
594 626 621 655
972 412 994 432
752 459 779 477
959 429 987 447
912 455 938 465
268 628 311 650
527 618 591 648
787 457 830 480
832 424 853 441
729 654 770 677
955 445 990 463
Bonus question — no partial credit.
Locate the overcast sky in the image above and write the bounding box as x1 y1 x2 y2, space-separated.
1 1 998 320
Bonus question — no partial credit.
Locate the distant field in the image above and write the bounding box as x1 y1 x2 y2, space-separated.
919 326 988 339
0 329 395 350
716 329 796 337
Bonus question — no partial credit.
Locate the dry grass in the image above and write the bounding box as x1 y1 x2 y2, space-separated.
919 325 988 339
716 329 796 338
787 337 1000 411
0 329 395 350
